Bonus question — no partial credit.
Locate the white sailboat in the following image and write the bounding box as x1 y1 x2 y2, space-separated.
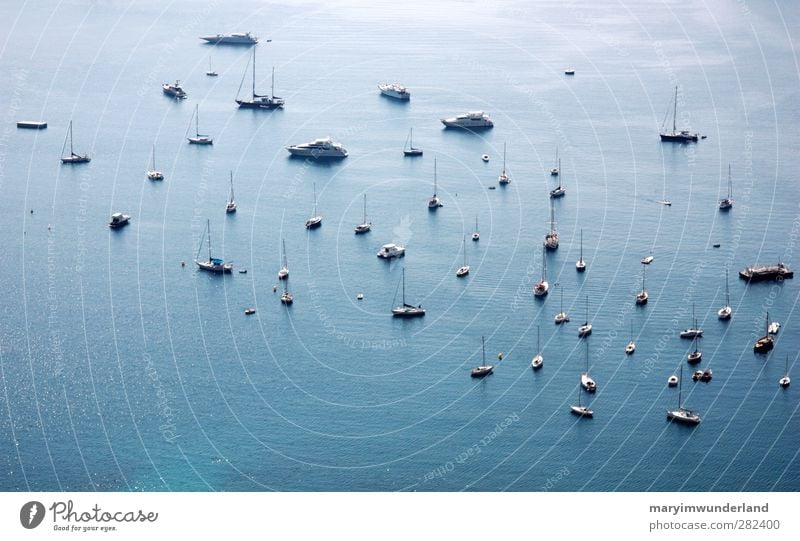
576 228 586 271
403 128 422 156
719 164 733 210
456 236 470 277
554 286 569 324
225 171 237 213
206 54 218 76
531 325 543 370
779 355 791 388
578 296 592 337
679 304 703 338
635 265 649 304
498 142 510 184
754 312 774 353
146 144 163 180
428 159 441 209
687 334 702 364
354 193 371 234
391 268 425 317
666 366 701 425
570 375 593 418
471 336 494 377
280 276 293 304
305 183 322 228
533 245 549 296
544 201 559 250
550 148 559 176
471 216 480 241
580 340 596 392
60 121 91 164
187 104 213 145
278 239 289 280
195 219 232 273
718 269 732 320
625 322 636 354
549 158 565 198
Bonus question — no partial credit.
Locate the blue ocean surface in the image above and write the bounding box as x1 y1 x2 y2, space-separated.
0 0 798 491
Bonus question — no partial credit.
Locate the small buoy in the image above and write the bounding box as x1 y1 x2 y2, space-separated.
488 186 496 190
701 135 707 139
481 154 489 162
238 269 247 274
47 224 51 230
244 308 256 315
713 243 720 248
30 209 33 214
357 293 364 300
497 352 503 360
273 285 278 292
181 261 185 267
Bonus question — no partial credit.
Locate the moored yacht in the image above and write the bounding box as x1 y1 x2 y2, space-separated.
660 86 699 142
108 213 130 228
200 32 259 44
287 137 347 158
441 111 493 129
471 336 494 378
162 80 187 99
577 296 592 337
377 243 405 259
533 246 549 297
378 82 410 100
428 158 441 209
236 47 284 109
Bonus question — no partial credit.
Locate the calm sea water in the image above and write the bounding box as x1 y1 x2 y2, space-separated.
0 0 798 491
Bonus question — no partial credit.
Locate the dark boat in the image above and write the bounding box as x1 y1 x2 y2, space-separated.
739 263 793 282
659 86 699 142
236 46 284 109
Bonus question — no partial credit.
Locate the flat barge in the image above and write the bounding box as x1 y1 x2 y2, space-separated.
739 263 793 282
17 121 47 129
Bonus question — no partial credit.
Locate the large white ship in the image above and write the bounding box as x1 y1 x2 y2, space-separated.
286 137 348 158
441 111 493 129
199 32 258 45
378 82 410 100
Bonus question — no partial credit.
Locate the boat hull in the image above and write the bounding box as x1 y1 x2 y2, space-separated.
660 132 698 142
236 98 284 110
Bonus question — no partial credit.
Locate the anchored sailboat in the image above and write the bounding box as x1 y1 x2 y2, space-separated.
554 286 569 324
531 325 543 370
718 269 732 320
456 236 470 277
635 265 649 304
187 104 213 145
578 296 592 337
580 340 596 392
576 228 586 271
60 121 90 164
498 142 510 184
391 268 425 317
660 85 699 142
354 193 371 233
403 128 422 156
471 336 494 378
667 366 701 425
195 219 232 273
549 158 565 198
719 164 733 210
278 239 289 280
305 183 322 228
146 144 163 180
544 201 559 250
225 171 237 213
236 45 284 109
533 245 549 296
428 159 441 209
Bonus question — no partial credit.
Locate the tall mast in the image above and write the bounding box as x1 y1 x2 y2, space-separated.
229 171 234 202
69 121 74 155
502 142 506 174
402 268 406 305
673 86 678 133
362 193 367 223
482 335 486 364
463 236 467 267
312 183 317 215
271 67 275 98
585 296 589 325
678 365 683 407
725 269 730 305
542 245 547 281
152 144 156 169
195 105 200 136
433 158 437 196
728 164 732 198
282 239 287 267
580 228 583 260
206 219 212 261
252 46 256 99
